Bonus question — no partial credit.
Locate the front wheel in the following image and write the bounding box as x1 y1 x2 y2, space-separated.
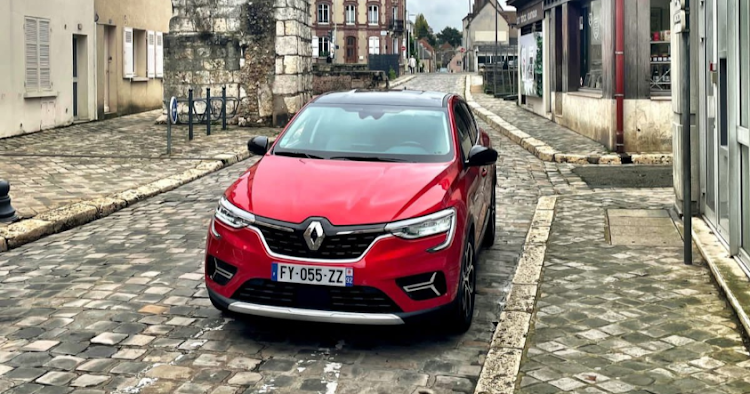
446 237 476 334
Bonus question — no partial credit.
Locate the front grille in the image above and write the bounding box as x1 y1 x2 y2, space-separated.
258 226 382 260
233 279 402 314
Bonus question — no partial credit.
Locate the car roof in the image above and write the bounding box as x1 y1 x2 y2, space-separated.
311 90 454 108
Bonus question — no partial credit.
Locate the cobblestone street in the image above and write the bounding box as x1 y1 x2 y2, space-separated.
0 111 277 218
0 73 748 394
0 74 555 394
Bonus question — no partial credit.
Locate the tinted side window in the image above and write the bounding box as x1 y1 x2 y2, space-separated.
453 103 473 160
460 103 479 142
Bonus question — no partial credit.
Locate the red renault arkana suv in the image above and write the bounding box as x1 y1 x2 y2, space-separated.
205 90 497 332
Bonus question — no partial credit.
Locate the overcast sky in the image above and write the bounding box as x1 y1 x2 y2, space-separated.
407 0 514 33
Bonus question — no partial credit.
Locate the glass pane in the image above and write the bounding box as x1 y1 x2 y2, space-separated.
741 0 749 127
743 146 750 254
583 0 603 89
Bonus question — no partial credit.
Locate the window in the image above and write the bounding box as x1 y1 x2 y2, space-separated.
132 29 148 78
346 5 356 24
24 16 51 92
275 105 454 163
580 0 603 90
393 6 398 21
740 0 749 127
319 36 331 57
393 38 398 55
460 102 478 142
318 4 330 24
650 0 672 94
368 5 379 25
453 103 473 160
368 37 380 55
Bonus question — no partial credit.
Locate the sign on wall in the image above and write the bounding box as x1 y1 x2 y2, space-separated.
519 32 543 97
517 1 544 27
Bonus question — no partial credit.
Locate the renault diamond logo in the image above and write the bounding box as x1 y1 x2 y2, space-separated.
303 221 325 251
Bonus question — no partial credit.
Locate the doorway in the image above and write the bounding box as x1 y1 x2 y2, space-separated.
73 34 89 121
346 36 357 63
103 26 115 114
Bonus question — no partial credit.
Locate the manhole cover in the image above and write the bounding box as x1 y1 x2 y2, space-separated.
606 209 682 246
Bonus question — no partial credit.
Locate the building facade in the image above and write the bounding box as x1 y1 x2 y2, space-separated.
508 0 673 153
462 0 518 73
0 0 97 138
674 0 750 273
94 0 171 120
310 0 406 65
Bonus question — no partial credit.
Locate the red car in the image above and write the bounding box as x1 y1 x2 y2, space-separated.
205 90 497 332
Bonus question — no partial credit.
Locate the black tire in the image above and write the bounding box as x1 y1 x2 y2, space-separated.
482 181 496 247
446 237 477 334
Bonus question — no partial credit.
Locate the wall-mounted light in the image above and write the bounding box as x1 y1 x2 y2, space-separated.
78 23 83 31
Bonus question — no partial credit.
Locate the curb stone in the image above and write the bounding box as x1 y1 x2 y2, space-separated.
692 217 750 340
464 76 673 166
475 196 557 394
0 148 256 252
390 75 417 88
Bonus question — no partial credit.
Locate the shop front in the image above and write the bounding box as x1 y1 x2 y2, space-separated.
696 0 750 273
510 0 673 153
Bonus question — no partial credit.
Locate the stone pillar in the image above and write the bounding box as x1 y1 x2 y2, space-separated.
165 0 312 127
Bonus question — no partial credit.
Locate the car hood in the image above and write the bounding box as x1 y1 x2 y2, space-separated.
226 156 455 225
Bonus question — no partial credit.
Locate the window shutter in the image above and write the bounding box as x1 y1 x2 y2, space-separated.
312 35 319 58
156 32 164 77
147 31 155 78
25 18 39 91
38 19 50 90
369 37 380 55
123 27 134 78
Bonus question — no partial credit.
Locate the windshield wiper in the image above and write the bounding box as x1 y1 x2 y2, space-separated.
274 151 324 159
329 156 411 163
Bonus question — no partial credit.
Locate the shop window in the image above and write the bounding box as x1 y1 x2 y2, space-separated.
580 0 603 90
650 0 672 95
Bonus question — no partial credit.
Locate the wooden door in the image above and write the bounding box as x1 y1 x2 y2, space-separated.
346 36 357 63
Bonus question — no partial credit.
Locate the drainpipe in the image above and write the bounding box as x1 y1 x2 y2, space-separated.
615 0 625 154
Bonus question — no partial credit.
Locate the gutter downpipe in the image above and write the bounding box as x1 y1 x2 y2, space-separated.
615 0 625 154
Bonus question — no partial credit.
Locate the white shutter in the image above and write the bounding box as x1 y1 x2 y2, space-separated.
123 27 134 78
156 32 164 78
25 18 39 91
312 36 319 58
147 31 155 78
369 37 380 55
38 19 50 90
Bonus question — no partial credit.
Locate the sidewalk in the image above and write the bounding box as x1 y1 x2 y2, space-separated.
465 76 672 165
477 188 750 394
0 110 278 251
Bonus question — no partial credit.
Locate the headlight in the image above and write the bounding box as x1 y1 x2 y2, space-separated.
385 208 456 251
215 197 255 229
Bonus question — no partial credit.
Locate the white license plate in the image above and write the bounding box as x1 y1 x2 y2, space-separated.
271 263 353 287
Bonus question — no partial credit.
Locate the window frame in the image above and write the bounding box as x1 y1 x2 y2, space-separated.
579 0 603 91
368 5 380 25
452 101 474 161
318 3 331 25
319 36 331 57
345 4 356 25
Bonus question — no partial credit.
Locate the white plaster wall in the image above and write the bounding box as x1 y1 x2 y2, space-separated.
624 99 673 153
0 0 97 138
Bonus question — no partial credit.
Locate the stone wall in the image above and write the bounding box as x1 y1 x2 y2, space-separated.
165 0 311 127
312 64 389 95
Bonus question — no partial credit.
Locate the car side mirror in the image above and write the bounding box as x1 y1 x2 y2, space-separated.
247 136 270 156
466 145 498 167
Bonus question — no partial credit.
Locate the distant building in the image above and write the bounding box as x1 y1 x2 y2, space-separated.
0 0 97 138
462 0 518 72
94 0 171 119
310 0 407 65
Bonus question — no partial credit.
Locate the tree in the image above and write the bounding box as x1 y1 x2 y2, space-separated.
414 14 431 40
437 27 462 48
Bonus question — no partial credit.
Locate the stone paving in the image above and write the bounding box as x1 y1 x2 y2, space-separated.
517 189 750 394
471 92 610 158
0 74 555 393
0 110 278 218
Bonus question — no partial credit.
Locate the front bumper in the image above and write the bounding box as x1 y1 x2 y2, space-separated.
208 286 452 325
205 218 464 321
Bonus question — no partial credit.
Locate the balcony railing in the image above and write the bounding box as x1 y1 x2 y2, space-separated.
390 19 404 33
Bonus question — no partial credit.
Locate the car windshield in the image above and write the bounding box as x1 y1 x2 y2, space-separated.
273 104 454 163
